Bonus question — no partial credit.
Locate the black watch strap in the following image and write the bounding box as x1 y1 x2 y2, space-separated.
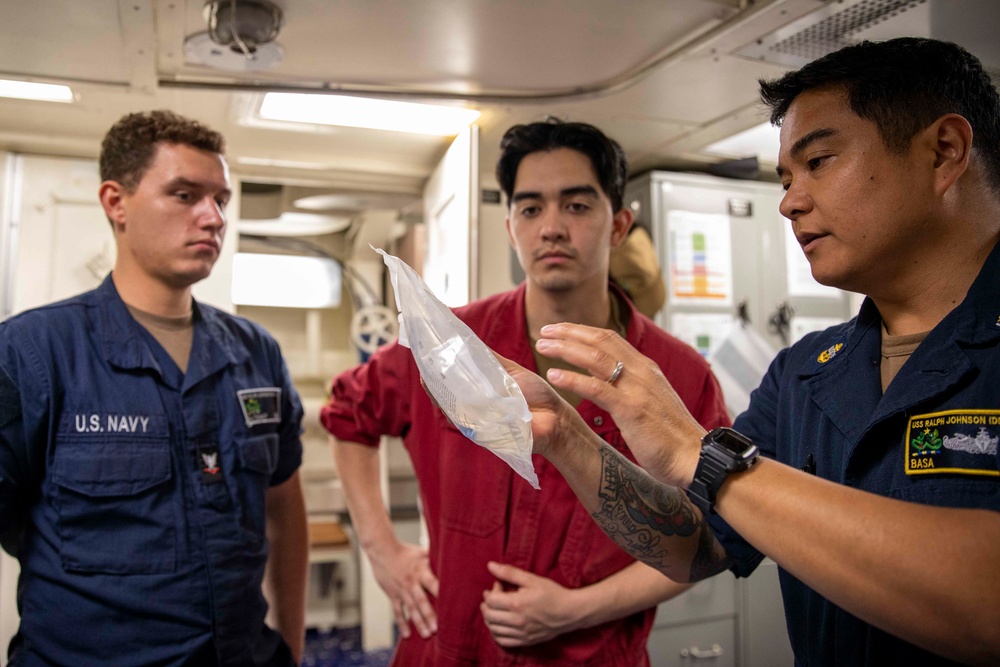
686 427 759 515
687 455 729 515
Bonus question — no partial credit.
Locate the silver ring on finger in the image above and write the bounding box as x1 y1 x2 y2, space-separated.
606 360 624 384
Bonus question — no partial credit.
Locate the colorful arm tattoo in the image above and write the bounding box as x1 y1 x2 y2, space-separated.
589 444 731 581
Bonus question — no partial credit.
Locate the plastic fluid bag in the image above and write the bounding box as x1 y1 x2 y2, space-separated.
375 247 539 489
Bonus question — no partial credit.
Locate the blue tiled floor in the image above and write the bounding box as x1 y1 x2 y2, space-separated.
302 626 394 667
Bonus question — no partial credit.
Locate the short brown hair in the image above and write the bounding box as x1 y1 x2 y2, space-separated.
99 110 225 192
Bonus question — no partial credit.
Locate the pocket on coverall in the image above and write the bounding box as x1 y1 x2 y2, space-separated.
235 433 280 541
52 439 176 574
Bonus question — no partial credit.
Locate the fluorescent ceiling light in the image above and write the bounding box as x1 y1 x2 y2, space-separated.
239 212 352 236
0 79 74 103
293 192 419 211
704 122 781 165
232 253 342 308
259 92 480 136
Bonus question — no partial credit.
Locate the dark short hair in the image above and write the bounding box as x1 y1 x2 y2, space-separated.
496 118 629 212
99 110 226 192
758 37 1000 192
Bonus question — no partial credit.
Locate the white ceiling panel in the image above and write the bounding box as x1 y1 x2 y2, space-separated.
0 0 996 232
0 1 134 85
164 0 740 90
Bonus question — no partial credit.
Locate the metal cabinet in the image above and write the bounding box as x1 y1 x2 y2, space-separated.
649 574 737 667
740 559 795 667
650 617 737 667
624 171 854 354
648 559 793 667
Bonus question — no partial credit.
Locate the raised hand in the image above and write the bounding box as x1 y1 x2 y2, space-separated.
533 323 706 487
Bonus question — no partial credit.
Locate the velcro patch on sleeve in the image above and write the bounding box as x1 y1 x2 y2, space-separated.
237 387 282 428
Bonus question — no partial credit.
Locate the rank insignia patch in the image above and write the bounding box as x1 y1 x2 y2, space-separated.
905 410 1000 476
237 387 282 428
817 342 844 364
197 446 224 484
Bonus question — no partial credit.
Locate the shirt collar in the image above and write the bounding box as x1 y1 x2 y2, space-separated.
96 275 248 374
959 238 1000 345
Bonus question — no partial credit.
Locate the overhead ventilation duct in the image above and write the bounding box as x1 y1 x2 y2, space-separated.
736 0 999 81
184 0 284 71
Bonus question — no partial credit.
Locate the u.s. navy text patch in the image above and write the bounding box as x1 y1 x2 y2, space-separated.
905 410 1000 476
237 387 282 428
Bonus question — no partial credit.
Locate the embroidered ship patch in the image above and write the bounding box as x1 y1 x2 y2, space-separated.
905 410 1000 476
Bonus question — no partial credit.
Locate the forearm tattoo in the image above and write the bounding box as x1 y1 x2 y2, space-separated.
590 445 730 580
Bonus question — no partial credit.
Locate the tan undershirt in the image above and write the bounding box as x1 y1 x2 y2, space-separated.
530 289 631 407
880 324 929 393
126 304 195 374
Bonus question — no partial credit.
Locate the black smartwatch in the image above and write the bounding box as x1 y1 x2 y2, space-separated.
686 427 759 515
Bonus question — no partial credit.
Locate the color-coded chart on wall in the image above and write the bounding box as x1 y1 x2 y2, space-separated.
667 210 733 304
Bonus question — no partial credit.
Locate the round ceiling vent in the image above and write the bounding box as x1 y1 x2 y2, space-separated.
184 31 283 71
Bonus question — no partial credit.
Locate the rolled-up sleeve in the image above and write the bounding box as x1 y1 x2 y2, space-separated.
320 341 414 447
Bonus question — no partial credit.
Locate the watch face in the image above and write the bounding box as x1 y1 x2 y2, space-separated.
710 428 755 456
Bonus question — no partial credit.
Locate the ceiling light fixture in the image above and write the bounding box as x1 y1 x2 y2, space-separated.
258 93 481 136
239 212 352 236
185 0 284 71
205 0 283 55
0 79 74 103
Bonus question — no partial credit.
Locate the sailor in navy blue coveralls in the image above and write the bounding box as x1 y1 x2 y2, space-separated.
710 239 1000 666
0 276 304 666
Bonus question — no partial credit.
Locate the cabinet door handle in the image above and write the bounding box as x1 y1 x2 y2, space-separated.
680 643 723 659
